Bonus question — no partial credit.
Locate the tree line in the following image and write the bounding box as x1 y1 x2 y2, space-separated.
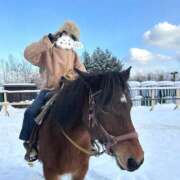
0 48 179 85
0 54 39 85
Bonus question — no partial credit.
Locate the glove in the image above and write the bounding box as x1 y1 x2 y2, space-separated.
48 33 57 43
48 32 63 43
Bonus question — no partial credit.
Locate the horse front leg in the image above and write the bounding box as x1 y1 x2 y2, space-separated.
43 166 60 180
71 162 89 180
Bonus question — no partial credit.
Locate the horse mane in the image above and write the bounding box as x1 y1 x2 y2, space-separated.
48 71 129 129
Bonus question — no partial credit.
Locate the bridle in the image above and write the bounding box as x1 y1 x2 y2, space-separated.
60 84 138 156
88 89 138 155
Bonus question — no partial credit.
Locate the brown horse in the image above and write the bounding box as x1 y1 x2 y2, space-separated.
38 67 144 180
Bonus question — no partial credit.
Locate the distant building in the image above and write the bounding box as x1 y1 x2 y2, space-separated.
3 83 38 108
0 86 4 110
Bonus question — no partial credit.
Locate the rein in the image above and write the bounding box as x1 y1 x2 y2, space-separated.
60 127 97 156
60 87 138 156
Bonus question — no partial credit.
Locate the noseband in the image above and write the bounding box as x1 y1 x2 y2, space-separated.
88 90 138 155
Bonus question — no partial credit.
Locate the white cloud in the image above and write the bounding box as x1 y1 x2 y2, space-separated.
155 54 173 61
129 48 153 63
129 48 172 63
144 22 180 51
126 48 179 74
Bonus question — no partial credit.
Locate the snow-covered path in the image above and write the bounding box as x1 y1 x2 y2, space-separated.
0 105 180 180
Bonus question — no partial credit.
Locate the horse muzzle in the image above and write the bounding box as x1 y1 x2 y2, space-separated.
115 154 144 172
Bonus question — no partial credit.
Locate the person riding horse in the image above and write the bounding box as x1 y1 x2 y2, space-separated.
19 21 86 162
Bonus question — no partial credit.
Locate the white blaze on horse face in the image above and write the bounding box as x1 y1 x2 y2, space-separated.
120 94 127 103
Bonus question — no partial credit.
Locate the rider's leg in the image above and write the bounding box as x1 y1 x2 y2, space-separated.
19 90 50 162
19 90 50 141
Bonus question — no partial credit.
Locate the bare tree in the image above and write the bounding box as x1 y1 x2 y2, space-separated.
0 54 39 84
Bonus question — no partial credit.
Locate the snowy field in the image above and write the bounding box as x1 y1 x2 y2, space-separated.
0 104 180 180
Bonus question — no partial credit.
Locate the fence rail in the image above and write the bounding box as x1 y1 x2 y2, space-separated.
0 90 40 115
130 86 180 90
0 87 180 115
130 86 180 110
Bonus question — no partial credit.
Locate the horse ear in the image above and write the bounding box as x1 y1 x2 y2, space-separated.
120 66 132 81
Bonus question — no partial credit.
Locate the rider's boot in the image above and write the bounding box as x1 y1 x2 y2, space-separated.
23 141 38 162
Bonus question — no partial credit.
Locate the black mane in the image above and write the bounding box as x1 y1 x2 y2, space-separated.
49 71 129 129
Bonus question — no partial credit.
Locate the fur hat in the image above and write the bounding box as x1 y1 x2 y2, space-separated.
59 21 80 41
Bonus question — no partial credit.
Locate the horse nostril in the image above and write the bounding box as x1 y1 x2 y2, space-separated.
140 158 144 165
127 158 139 171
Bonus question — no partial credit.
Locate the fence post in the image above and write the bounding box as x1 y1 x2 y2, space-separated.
175 89 180 110
3 91 9 116
150 89 155 111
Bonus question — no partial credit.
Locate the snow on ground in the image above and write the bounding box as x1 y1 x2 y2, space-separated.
0 104 180 180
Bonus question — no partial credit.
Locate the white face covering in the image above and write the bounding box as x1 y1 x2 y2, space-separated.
55 34 83 50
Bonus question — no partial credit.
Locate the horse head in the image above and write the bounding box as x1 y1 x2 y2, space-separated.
76 67 144 172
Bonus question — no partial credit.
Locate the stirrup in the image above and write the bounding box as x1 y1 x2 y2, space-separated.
25 148 38 162
23 142 38 162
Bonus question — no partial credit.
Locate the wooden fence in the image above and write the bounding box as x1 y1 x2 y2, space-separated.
130 86 180 110
0 87 180 115
0 90 40 115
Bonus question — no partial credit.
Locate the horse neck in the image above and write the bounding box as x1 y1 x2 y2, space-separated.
72 92 89 129
49 82 90 130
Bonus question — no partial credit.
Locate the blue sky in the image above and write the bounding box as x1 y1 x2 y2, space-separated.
0 0 180 74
